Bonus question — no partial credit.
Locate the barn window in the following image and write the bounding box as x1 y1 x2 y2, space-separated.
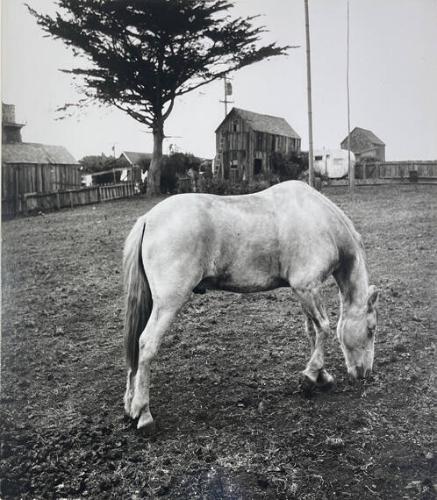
233 121 239 132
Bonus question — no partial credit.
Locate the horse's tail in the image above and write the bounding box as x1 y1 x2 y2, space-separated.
123 217 152 375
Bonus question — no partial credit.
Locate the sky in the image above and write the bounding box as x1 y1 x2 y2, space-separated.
2 0 437 161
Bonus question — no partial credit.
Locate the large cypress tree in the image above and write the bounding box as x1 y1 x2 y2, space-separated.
29 0 290 195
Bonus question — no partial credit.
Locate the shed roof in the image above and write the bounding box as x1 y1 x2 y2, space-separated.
342 127 385 147
2 142 78 165
120 151 153 166
217 107 300 139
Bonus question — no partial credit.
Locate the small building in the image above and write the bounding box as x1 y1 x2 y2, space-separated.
340 127 385 162
215 107 301 183
118 151 152 182
2 103 79 217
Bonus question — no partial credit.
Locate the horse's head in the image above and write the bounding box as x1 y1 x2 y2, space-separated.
337 285 379 379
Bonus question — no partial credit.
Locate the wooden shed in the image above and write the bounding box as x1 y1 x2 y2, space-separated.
2 143 80 217
341 127 385 162
2 103 80 217
215 107 301 183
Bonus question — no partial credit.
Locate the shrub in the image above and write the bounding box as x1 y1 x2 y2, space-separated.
271 152 307 181
160 152 202 194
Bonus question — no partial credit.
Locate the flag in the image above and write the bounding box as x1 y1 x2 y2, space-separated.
225 81 233 96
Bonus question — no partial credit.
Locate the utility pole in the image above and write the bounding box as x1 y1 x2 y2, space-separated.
347 0 354 193
304 0 314 188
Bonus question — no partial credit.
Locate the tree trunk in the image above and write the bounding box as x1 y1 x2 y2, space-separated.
146 121 164 197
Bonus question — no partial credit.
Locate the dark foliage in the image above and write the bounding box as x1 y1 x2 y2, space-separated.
79 154 118 173
161 152 202 194
271 152 307 182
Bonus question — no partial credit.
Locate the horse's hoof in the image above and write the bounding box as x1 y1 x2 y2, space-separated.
316 371 336 392
299 373 316 397
137 410 155 432
137 417 156 436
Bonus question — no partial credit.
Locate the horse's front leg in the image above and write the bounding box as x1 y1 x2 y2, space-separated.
296 290 335 393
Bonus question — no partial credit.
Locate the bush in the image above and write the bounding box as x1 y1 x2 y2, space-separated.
199 177 272 195
160 152 202 194
271 152 307 181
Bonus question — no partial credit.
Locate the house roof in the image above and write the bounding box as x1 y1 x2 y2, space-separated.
2 142 78 165
216 107 301 139
341 127 385 148
3 122 25 129
120 151 153 166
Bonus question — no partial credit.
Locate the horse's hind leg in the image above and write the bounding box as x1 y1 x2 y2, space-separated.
295 289 335 392
130 299 184 430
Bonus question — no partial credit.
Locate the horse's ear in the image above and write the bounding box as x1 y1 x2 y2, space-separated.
367 285 379 311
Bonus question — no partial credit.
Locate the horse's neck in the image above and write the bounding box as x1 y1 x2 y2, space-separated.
336 248 369 313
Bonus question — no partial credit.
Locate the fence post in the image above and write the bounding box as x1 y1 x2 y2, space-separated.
56 192 61 210
14 168 20 215
22 194 28 216
69 191 73 209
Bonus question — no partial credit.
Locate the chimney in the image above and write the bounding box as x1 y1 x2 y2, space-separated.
2 103 24 144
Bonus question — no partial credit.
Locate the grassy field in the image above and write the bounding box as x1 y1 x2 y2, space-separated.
1 184 436 499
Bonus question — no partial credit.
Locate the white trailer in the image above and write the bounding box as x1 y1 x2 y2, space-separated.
313 149 355 179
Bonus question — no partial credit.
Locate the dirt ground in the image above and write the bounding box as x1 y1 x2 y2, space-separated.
1 184 436 499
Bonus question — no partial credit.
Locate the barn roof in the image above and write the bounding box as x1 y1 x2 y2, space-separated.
2 142 78 165
341 127 385 147
216 108 301 139
120 151 153 166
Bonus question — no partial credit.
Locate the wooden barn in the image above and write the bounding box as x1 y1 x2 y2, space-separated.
2 103 80 217
215 107 301 183
341 127 385 162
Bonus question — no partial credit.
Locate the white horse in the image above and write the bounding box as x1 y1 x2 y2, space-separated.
123 181 379 431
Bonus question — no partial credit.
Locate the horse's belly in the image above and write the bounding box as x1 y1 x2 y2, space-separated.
201 271 289 293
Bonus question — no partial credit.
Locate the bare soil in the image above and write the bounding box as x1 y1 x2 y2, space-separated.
1 185 436 499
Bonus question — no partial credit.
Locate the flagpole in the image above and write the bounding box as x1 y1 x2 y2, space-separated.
304 0 314 188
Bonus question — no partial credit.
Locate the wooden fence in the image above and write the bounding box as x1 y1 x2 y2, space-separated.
5 182 139 217
356 161 437 183
329 160 437 186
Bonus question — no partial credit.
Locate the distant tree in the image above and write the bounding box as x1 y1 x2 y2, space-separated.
271 152 307 182
79 154 117 173
28 0 291 196
160 152 202 193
